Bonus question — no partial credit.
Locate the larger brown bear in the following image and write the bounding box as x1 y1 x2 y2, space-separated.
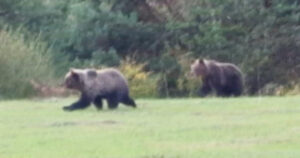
63 68 136 111
190 59 243 97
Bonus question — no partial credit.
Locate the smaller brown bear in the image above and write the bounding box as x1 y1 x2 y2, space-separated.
63 68 136 111
190 59 243 97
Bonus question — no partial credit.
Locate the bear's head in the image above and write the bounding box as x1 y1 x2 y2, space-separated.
64 69 84 90
64 68 98 91
190 59 207 77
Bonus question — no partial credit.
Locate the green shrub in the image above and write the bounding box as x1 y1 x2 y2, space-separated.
2 0 300 96
91 48 120 67
0 28 54 99
119 60 158 98
177 75 203 97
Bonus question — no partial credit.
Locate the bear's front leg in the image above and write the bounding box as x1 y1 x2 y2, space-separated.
199 82 212 97
107 93 119 110
93 96 103 110
63 94 91 111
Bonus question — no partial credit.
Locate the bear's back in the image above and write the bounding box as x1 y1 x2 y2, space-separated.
81 68 129 99
205 60 243 86
217 62 242 75
206 60 242 75
97 68 128 92
97 68 128 85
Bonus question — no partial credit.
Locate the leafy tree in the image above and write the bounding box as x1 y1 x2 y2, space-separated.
1 0 300 96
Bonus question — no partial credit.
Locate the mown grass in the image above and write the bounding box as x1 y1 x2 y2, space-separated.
1 96 300 158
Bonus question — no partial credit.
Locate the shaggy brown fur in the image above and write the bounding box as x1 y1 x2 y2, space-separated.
63 68 136 111
190 59 243 97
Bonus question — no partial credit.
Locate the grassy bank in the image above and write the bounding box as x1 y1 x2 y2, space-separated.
0 96 300 158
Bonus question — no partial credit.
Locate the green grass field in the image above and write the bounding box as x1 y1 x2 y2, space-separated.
1 96 300 158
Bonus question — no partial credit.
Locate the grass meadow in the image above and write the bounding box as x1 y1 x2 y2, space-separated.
0 96 300 158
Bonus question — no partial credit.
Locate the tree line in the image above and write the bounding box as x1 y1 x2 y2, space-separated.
0 0 300 97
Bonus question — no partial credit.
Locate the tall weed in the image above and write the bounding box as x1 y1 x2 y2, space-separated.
119 60 158 98
0 28 54 99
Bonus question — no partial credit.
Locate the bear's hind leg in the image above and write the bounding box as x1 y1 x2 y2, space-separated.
216 90 226 97
232 88 242 96
121 96 136 108
232 82 243 97
217 87 232 97
63 94 91 111
107 98 119 109
93 96 103 110
106 93 119 109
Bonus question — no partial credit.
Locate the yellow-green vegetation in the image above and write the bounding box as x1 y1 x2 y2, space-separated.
0 28 54 98
2 0 300 97
120 60 158 98
1 96 300 158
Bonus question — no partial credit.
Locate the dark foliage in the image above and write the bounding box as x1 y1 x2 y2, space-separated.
1 0 300 96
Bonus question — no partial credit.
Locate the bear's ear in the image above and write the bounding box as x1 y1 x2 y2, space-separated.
70 68 76 73
69 69 80 80
198 59 205 64
70 71 76 77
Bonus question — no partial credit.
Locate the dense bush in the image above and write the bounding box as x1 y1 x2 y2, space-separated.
0 28 54 98
1 0 300 97
119 59 158 98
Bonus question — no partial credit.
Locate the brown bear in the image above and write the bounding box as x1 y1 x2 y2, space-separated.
63 68 136 111
190 59 243 97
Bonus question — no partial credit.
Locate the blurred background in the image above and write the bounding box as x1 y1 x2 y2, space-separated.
0 0 300 99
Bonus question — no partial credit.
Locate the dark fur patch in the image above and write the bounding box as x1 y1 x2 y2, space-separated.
87 69 97 78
